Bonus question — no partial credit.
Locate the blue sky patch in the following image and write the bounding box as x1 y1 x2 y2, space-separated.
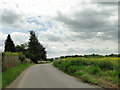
27 17 53 29
2 26 29 34
46 21 52 28
27 19 44 26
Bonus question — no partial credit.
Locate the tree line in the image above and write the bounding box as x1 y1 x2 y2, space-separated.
55 54 120 59
4 31 47 64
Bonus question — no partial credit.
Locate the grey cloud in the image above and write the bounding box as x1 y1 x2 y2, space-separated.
55 2 118 41
66 47 115 55
46 34 62 42
91 0 119 3
94 2 118 6
56 9 116 32
2 9 24 28
73 30 118 42
67 47 84 54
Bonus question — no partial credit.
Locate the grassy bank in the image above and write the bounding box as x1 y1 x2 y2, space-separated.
2 63 34 88
53 57 119 89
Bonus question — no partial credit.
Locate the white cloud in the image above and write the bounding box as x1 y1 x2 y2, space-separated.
0 32 29 52
11 32 29 45
0 32 7 52
0 0 118 57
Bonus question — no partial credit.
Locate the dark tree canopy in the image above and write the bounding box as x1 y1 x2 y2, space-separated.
15 45 26 53
4 34 15 52
41 47 47 61
28 31 47 63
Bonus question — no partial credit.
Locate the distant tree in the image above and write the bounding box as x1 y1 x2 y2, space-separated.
28 31 47 63
4 34 15 52
118 54 120 57
60 56 65 59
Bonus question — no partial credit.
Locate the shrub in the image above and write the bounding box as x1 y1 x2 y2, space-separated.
86 65 101 76
98 60 114 70
74 70 85 77
53 60 61 67
67 66 80 75
18 53 25 62
81 74 91 82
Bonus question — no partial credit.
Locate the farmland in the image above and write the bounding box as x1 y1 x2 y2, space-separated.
53 56 119 89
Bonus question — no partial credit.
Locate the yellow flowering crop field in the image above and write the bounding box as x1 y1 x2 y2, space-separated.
53 56 119 89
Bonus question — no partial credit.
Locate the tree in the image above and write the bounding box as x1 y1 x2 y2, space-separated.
15 45 26 53
28 31 47 63
4 34 15 52
41 47 47 61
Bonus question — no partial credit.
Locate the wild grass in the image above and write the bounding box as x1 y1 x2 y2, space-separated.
53 57 119 88
2 63 34 88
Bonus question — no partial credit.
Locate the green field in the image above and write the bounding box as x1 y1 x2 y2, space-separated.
53 57 119 89
2 63 34 88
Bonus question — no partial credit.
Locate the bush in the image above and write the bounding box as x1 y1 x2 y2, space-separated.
86 65 101 76
54 60 70 71
18 53 25 62
98 60 114 70
62 61 72 71
53 60 61 67
67 66 80 75
81 74 91 82
74 70 85 77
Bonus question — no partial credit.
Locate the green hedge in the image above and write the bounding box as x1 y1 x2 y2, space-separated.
3 52 19 56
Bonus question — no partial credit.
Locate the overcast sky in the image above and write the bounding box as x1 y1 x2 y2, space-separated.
0 0 119 58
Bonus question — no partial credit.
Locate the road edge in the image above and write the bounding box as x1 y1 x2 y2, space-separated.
5 64 35 88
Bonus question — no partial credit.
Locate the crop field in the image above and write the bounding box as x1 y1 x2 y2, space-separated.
53 57 119 89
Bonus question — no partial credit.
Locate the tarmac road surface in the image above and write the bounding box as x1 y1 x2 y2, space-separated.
7 63 101 88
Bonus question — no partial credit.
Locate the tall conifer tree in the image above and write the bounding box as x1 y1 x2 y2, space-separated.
4 34 15 52
28 31 46 63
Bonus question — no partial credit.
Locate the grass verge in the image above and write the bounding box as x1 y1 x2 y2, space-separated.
2 63 34 88
53 57 119 89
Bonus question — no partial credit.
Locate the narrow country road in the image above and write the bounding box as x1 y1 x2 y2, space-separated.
7 63 101 88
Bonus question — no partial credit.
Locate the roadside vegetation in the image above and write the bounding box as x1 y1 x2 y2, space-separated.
4 31 47 64
2 31 47 88
53 55 119 89
2 63 34 88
